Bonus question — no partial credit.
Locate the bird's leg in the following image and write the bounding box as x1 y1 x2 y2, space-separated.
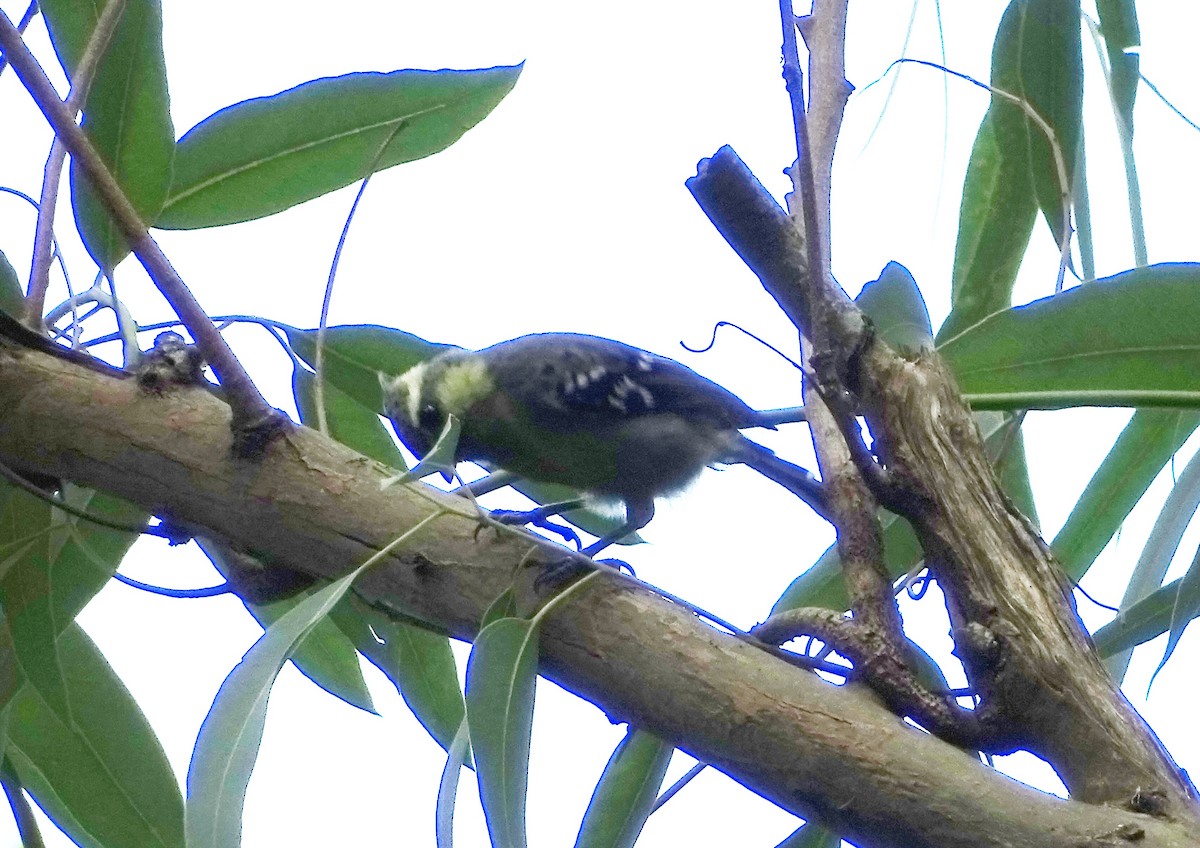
488 498 587 549
533 500 654 592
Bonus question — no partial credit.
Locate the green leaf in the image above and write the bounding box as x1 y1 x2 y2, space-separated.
856 261 933 352
435 719 473 848
1145 544 1200 692
41 0 174 270
293 365 407 470
331 600 466 755
773 823 842 848
991 0 1083 246
936 81 1037 343
7 623 183 848
1095 1 1140 129
1093 574 1190 659
287 324 450 412
1052 410 1200 580
1105 448 1200 682
465 617 539 848
574 729 672 848
185 557 373 848
158 66 522 229
0 249 22 317
481 588 519 628
401 415 463 483
200 538 376 714
0 491 69 723
941 264 1200 409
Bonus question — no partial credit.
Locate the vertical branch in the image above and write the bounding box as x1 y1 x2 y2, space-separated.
778 0 825 281
27 0 129 325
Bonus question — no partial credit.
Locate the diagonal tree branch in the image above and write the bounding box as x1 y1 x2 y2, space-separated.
0 337 1194 848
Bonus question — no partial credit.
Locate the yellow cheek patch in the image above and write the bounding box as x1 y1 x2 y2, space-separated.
435 358 495 417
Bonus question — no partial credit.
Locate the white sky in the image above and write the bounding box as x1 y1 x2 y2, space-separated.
2 1 1199 846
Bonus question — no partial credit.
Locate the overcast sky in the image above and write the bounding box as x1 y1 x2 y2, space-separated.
2 2 1200 846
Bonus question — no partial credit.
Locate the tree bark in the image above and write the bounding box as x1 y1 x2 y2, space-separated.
0 330 1196 847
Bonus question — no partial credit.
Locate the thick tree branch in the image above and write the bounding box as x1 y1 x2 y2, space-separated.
686 147 1198 820
0 341 1193 847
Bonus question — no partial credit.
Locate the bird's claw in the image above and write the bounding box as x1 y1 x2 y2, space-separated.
489 508 583 549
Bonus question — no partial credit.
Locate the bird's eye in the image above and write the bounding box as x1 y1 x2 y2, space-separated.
418 404 443 432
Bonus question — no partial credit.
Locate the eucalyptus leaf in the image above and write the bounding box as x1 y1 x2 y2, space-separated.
465 617 539 848
856 261 933 352
435 719 472 848
293 365 407 470
0 249 22 317
7 623 183 848
942 264 1200 409
1145 543 1200 692
1052 410 1200 581
159 66 521 228
185 557 374 848
574 729 672 848
41 0 174 269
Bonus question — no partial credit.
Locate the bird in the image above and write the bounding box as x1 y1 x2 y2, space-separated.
380 332 827 557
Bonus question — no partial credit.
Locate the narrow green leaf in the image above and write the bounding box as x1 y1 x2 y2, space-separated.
0 249 22 317
331 600 466 755
1145 544 1200 691
774 823 842 848
158 66 522 229
1095 1 1140 128
465 617 539 848
1093 574 1187 658
1105 447 1200 682
0 486 143 722
41 0 174 269
435 719 472 848
856 261 933 352
481 588 518 629
293 366 407 470
286 324 450 412
936 86 1037 343
198 536 375 713
7 623 183 848
992 0 1083 246
0 755 45 848
0 491 70 723
942 264 1200 409
574 729 672 848
185 558 373 848
1052 410 1200 580
1094 0 1146 266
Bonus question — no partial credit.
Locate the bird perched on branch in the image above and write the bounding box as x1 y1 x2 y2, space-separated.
381 333 827 557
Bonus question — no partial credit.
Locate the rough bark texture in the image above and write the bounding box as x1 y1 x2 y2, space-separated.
687 144 1199 833
1 336 1197 848
863 346 1193 808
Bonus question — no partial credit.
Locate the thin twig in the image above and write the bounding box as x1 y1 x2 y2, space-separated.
0 0 37 77
0 13 284 445
779 0 825 279
27 0 129 324
316 120 407 435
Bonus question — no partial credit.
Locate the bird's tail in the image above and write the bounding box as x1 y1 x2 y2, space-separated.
733 436 831 521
